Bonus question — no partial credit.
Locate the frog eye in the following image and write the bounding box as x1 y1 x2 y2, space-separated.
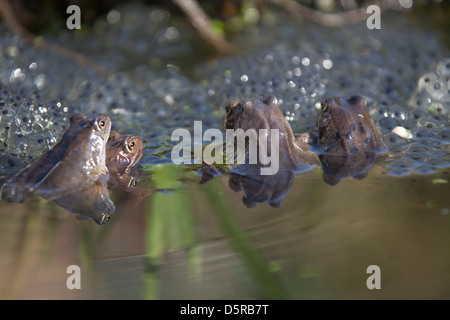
236 103 245 112
321 102 329 113
128 177 137 189
126 140 136 153
226 106 232 116
98 119 107 130
102 213 111 224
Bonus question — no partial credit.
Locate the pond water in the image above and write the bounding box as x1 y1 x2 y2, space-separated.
0 165 449 299
0 2 449 299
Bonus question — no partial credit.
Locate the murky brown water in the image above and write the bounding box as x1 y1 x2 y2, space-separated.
0 163 448 299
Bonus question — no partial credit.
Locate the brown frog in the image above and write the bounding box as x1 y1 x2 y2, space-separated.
225 95 318 173
316 96 386 155
216 96 318 207
70 114 144 191
1 113 111 203
106 130 143 191
316 96 386 185
1 113 114 224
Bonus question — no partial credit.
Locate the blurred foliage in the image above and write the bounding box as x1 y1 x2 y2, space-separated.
201 176 288 299
5 0 450 34
141 163 288 299
143 164 200 299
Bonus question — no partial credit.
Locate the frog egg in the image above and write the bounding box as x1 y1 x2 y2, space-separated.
424 156 450 168
427 80 450 102
1 107 15 117
417 117 442 131
419 137 442 148
417 72 439 92
370 102 389 120
414 127 436 138
378 117 399 131
410 90 433 109
404 151 427 163
414 166 436 175
388 104 408 121
387 159 417 171
436 58 450 78
387 168 412 177
410 108 427 121
432 102 448 115
383 132 409 148
400 119 419 131
408 143 429 153
0 154 22 169
436 129 450 141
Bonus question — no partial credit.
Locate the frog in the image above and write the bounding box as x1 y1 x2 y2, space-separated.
315 96 387 185
199 95 318 208
316 96 386 155
225 95 319 173
1 113 111 204
70 114 144 191
106 130 143 191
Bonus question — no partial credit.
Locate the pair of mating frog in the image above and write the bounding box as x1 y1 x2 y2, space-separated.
0 113 143 225
210 95 386 208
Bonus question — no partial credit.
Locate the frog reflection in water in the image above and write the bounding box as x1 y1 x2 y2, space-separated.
316 96 386 185
71 114 144 192
204 95 386 208
1 113 114 225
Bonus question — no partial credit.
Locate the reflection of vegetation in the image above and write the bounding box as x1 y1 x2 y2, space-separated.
144 164 200 300
201 177 288 299
0 205 39 299
143 164 287 299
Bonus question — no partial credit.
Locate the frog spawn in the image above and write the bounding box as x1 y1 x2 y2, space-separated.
204 50 328 133
409 58 450 116
0 84 70 176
